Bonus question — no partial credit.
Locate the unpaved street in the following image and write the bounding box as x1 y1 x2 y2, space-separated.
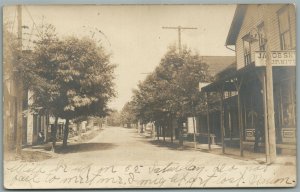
4 126 296 189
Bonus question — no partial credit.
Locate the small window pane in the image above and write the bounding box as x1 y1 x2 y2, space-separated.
243 40 251 65
278 8 291 50
279 10 289 32
258 24 266 51
283 32 291 49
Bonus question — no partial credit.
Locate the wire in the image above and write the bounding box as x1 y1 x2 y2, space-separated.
4 8 17 51
10 8 17 34
24 6 42 37
95 27 111 47
26 23 35 50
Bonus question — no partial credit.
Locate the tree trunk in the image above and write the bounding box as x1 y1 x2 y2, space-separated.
140 124 144 133
77 122 81 142
156 123 160 140
163 124 166 142
178 119 183 146
151 123 154 138
170 117 173 143
51 116 59 152
62 118 69 147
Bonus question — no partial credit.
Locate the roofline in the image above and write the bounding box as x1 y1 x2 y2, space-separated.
200 55 235 58
225 5 248 46
202 63 256 92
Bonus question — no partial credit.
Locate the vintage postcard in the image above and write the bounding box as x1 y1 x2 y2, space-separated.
3 4 296 189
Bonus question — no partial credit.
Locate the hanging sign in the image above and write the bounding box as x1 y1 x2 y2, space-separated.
255 51 296 66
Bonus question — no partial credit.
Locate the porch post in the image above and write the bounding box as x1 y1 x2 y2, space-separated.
238 87 243 157
235 78 244 157
192 101 197 149
220 90 225 154
206 92 211 150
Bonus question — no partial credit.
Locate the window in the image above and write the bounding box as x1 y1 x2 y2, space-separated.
243 35 251 66
280 79 295 128
278 7 292 50
257 23 266 51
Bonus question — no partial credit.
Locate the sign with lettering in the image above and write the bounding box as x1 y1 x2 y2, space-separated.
281 128 296 143
255 51 296 67
187 117 197 134
245 129 255 141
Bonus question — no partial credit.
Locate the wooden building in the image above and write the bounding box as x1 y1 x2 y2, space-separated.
184 56 235 142
201 4 296 155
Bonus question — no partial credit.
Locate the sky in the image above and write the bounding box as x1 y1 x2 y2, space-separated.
4 5 236 111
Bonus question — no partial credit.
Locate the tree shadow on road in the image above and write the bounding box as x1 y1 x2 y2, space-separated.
55 143 117 154
146 140 190 151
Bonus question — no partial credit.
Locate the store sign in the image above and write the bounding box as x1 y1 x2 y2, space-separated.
255 51 296 66
281 128 296 143
187 117 197 134
245 129 255 141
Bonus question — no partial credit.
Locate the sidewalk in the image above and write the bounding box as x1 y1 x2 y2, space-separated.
141 130 296 166
9 127 103 162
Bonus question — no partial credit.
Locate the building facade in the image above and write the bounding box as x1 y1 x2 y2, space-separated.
185 56 235 143
202 4 296 155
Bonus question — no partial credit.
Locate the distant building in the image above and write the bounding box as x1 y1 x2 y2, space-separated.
156 56 235 140
185 56 235 138
201 56 236 77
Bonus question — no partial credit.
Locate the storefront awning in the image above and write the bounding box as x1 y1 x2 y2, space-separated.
202 63 256 93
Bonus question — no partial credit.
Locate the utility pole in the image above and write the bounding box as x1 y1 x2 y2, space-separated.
262 5 276 164
162 25 197 148
162 26 197 54
16 5 23 155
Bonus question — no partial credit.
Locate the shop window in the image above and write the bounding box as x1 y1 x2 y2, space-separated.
243 36 251 66
243 81 263 130
278 7 292 50
280 79 295 128
257 23 266 51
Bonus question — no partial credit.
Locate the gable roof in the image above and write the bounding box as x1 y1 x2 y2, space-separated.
201 56 236 77
225 5 247 46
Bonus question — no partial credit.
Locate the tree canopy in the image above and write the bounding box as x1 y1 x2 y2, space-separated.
125 45 212 127
25 24 116 146
31 33 116 120
120 101 138 126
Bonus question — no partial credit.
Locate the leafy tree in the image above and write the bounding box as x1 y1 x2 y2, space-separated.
120 101 138 127
130 45 212 143
30 31 116 148
106 109 121 126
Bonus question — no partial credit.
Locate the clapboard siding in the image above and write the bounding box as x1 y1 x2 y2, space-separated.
235 4 296 70
289 5 296 49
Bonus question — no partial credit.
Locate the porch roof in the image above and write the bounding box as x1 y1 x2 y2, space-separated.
201 63 256 92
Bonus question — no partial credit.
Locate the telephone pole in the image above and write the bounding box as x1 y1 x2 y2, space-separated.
262 5 276 164
16 5 23 155
162 26 198 149
162 26 197 54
